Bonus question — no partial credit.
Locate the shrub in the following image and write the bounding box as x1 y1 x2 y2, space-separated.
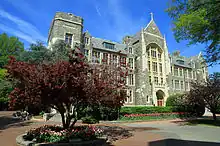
120 106 173 116
79 104 120 121
100 106 119 121
39 111 45 117
166 93 205 117
81 116 99 124
166 93 184 107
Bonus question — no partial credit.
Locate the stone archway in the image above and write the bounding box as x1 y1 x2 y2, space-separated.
156 90 165 106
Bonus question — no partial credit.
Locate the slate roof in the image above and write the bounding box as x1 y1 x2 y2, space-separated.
91 37 127 54
170 53 200 68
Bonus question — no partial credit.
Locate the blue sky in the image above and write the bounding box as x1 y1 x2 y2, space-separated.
0 0 219 73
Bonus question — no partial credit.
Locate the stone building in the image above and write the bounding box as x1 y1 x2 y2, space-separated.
48 12 208 106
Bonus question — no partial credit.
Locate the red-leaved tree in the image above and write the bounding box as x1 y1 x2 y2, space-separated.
6 48 128 129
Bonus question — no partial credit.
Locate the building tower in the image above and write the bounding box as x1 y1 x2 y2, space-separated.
48 12 84 49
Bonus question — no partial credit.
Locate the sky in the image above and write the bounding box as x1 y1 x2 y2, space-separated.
0 0 219 73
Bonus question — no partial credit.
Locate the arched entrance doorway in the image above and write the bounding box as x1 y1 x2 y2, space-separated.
156 90 165 106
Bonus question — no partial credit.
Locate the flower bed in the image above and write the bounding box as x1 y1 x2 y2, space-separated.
124 112 185 117
23 125 104 143
120 112 186 121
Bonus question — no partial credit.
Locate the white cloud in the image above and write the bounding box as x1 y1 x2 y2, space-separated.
0 9 47 43
102 0 149 41
3 0 50 24
95 5 102 17
0 24 35 43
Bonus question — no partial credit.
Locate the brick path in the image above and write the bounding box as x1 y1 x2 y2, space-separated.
0 111 59 146
0 111 165 146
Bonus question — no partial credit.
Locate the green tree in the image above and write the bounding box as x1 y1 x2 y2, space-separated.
17 41 52 64
0 33 24 68
17 40 69 64
0 69 13 110
166 0 220 65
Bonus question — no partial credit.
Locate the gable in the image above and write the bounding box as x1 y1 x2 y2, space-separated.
144 20 163 37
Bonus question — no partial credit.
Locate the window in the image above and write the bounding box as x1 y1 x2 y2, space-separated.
188 70 192 78
112 55 117 65
158 52 161 59
171 66 173 74
151 50 157 58
174 67 178 76
180 68 183 76
128 90 133 103
84 37 89 45
147 51 150 57
84 49 89 57
103 42 115 50
177 60 184 65
185 81 190 90
128 74 134 85
185 81 188 90
153 62 157 72
154 77 158 84
161 78 163 84
172 80 174 88
149 76 151 83
181 81 184 90
92 51 100 63
175 80 179 89
65 33 73 45
193 71 196 79
129 47 133 54
129 58 134 69
148 61 151 71
159 63 162 73
120 56 126 67
103 53 108 64
184 69 187 78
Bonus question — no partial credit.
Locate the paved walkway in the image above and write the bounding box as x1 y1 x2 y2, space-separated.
1 111 220 146
123 120 220 145
0 111 59 146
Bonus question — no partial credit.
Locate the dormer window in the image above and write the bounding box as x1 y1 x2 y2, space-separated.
84 37 89 45
129 47 133 54
177 60 184 65
103 42 115 50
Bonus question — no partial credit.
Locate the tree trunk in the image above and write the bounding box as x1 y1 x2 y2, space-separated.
60 112 67 129
213 112 217 121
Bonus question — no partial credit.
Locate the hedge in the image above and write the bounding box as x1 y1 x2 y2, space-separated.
120 106 174 116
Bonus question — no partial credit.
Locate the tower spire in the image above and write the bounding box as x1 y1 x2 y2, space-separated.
150 12 154 21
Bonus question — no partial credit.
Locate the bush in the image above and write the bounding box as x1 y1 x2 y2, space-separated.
120 106 173 116
166 93 205 117
166 93 184 107
78 104 120 121
81 116 99 124
39 111 45 117
100 106 119 121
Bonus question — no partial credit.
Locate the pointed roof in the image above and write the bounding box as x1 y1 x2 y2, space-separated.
144 13 163 37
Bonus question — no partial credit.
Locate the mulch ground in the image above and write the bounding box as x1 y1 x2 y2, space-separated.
0 111 164 146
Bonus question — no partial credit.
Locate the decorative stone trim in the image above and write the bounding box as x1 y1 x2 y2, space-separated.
16 134 107 146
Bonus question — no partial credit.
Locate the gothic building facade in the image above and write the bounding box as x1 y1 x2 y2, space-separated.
48 12 208 106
